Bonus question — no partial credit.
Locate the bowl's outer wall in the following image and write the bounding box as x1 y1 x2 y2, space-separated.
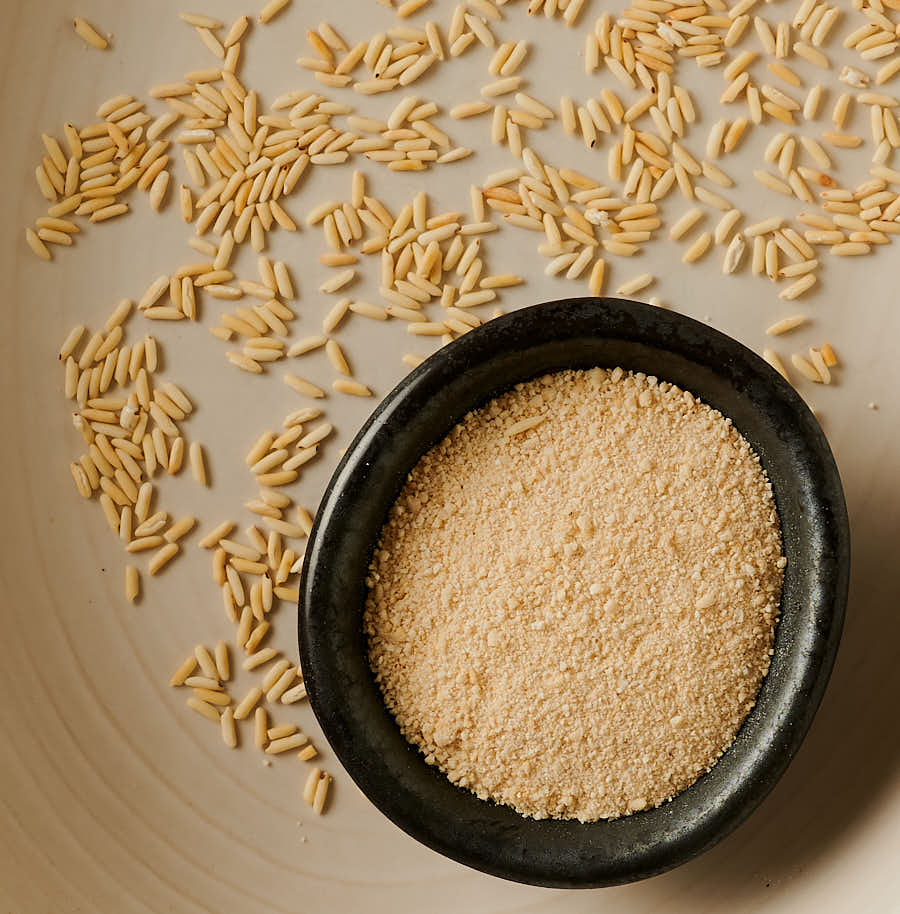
299 298 850 888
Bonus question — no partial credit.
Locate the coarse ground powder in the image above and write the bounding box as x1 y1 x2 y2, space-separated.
364 368 784 822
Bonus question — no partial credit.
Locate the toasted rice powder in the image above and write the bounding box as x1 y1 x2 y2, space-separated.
365 368 784 822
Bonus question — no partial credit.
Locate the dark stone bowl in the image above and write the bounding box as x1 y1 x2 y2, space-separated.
298 297 849 888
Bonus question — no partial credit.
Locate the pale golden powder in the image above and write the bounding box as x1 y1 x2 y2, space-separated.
364 368 784 822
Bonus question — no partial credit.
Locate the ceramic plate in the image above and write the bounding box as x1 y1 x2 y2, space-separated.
2 1 899 910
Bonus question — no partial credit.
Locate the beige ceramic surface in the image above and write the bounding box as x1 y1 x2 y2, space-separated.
2 1 899 911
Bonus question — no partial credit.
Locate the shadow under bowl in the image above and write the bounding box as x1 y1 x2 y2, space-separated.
298 297 850 888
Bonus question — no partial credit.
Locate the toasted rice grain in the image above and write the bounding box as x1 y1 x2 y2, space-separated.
763 348 790 382
616 273 654 295
187 697 220 722
780 274 817 300
284 374 326 398
124 565 140 602
682 231 712 263
767 315 808 335
325 340 352 377
259 0 291 24
809 348 831 384
304 767 322 805
669 208 704 240
312 773 331 814
73 17 108 49
333 378 373 397
791 352 822 382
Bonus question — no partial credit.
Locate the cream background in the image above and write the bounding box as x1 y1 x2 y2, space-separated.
1 1 898 911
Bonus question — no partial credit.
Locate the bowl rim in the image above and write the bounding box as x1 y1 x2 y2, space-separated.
298 297 850 888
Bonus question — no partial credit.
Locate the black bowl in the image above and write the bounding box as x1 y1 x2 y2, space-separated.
298 297 849 888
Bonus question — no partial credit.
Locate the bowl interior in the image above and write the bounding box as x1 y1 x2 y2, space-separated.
298 297 849 888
